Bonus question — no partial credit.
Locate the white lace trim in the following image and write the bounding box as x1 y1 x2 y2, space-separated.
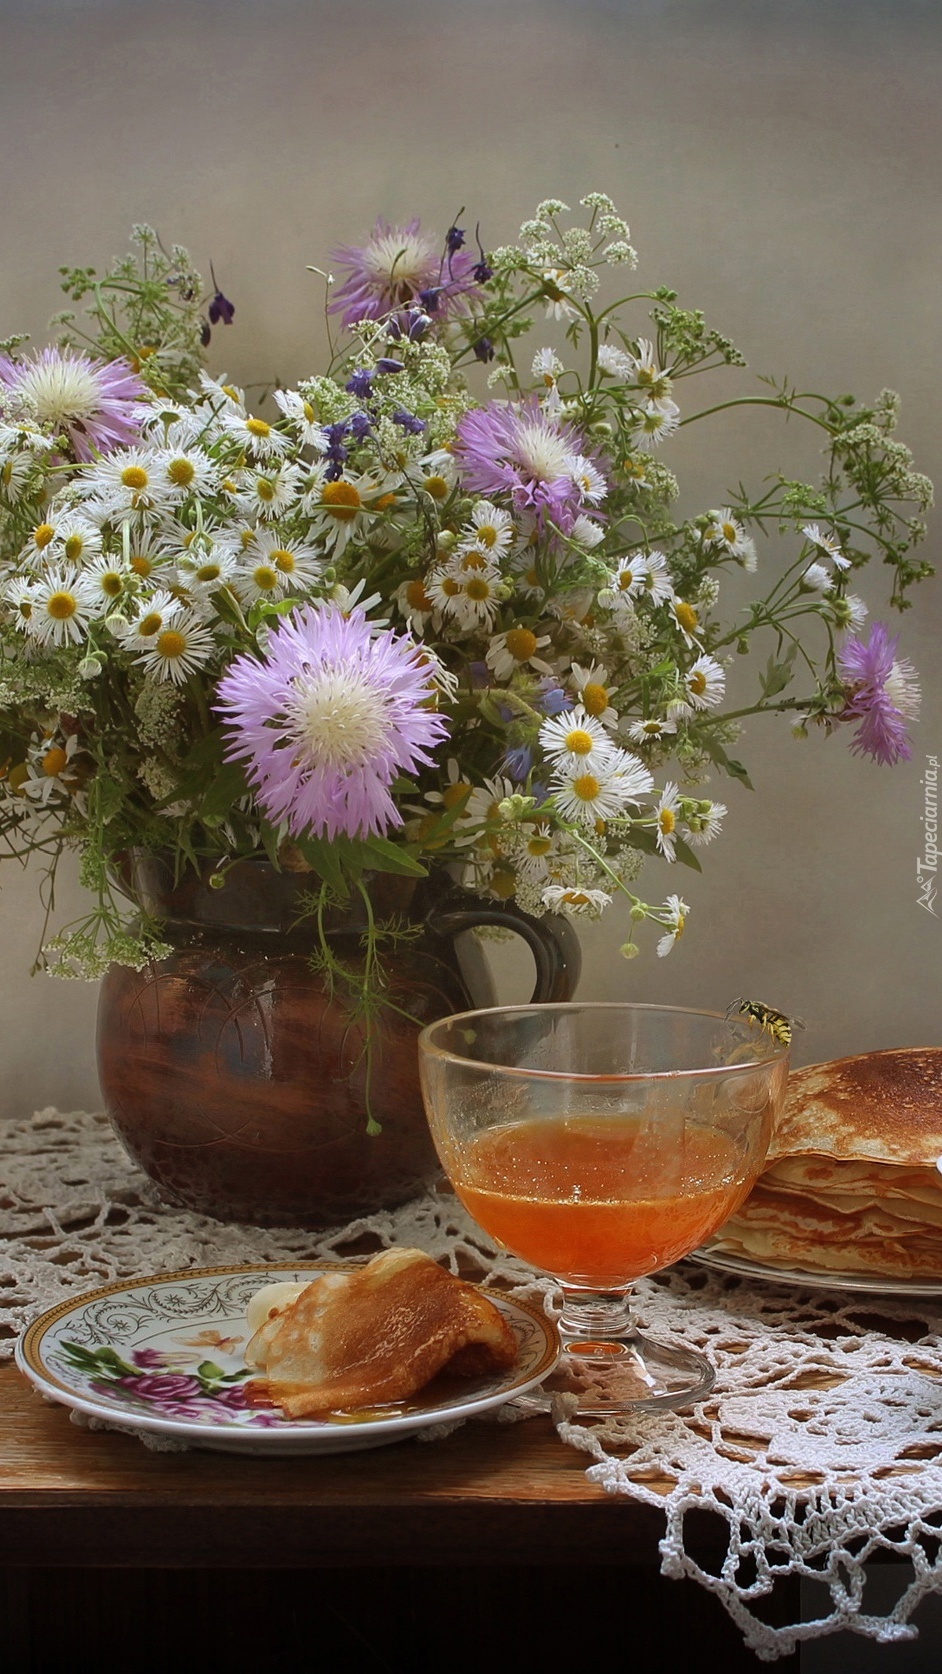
5 1107 942 1660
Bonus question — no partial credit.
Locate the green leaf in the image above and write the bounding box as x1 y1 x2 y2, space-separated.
671 834 703 874
358 836 428 878
296 835 351 897
196 1360 224 1382
195 762 247 820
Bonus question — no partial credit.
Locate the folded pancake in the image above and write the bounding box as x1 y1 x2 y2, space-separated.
707 1048 942 1279
245 1248 518 1418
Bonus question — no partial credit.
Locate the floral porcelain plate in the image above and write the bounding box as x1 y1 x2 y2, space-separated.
689 1248 942 1298
15 1262 560 1455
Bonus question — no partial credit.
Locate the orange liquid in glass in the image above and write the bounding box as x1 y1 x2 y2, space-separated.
452 1115 751 1286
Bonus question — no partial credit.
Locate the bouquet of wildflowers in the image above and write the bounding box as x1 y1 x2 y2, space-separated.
0 197 931 979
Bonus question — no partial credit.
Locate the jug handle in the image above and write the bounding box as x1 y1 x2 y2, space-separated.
427 897 582 1004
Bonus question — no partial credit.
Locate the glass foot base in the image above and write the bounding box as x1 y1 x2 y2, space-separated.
539 1329 715 1416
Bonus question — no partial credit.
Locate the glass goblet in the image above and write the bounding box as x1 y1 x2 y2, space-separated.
418 1001 790 1415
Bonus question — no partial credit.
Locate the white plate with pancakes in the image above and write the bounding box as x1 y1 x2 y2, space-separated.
693 1047 942 1298
16 1260 560 1454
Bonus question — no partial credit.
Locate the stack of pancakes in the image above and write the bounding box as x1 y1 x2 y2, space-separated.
707 1047 942 1280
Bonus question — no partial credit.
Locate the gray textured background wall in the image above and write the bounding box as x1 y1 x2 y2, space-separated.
0 0 939 1115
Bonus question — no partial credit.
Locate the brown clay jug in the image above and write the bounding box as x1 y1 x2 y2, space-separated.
97 852 581 1227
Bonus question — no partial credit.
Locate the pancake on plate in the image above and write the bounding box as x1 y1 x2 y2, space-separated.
706 1047 942 1279
244 1247 518 1418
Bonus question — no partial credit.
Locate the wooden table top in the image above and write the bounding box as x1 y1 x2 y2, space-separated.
0 1361 729 1570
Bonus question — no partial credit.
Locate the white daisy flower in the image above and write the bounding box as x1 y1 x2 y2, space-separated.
541 884 612 918
569 514 605 550
630 400 680 449
28 567 97 647
653 782 683 860
685 800 727 846
455 776 517 845
237 461 304 522
683 654 726 710
461 501 514 557
117 589 182 649
84 555 131 610
248 529 323 592
154 446 217 501
220 410 290 460
551 749 653 826
596 344 634 380
4 576 37 633
670 597 702 649
125 528 173 581
416 448 459 505
198 372 246 412
705 508 757 572
42 513 102 569
233 552 291 606
136 610 215 685
604 552 674 609
570 662 618 728
532 347 564 385
539 706 619 773
625 715 678 744
657 894 689 957
803 523 850 569
21 732 86 806
800 562 831 594
515 822 558 882
486 626 554 681
0 447 43 504
175 545 238 596
81 448 171 514
272 388 328 452
541 269 577 321
568 454 607 507
428 563 502 631
629 340 674 405
303 470 378 554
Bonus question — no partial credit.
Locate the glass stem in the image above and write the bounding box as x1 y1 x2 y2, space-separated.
557 1283 634 1343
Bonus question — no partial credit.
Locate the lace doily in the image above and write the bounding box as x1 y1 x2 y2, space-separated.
5 1106 942 1661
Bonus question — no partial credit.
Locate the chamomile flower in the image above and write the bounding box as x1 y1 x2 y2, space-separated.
82 447 170 514
803 523 850 568
28 567 97 647
570 662 618 728
684 800 727 846
198 372 246 413
539 706 617 774
117 589 182 650
233 552 291 606
416 449 459 505
656 894 689 957
136 610 216 685
304 470 378 555
175 546 238 596
800 562 831 594
220 410 291 460
629 340 674 406
154 446 217 501
541 884 612 918
596 344 634 380
249 530 323 593
532 347 564 386
626 715 677 745
653 782 682 860
570 514 605 550
670 598 702 648
392 576 435 632
515 821 558 881
486 626 554 681
272 388 329 452
682 654 726 710
21 732 87 806
551 749 653 825
705 508 757 571
460 501 514 557
541 269 577 321
604 552 674 609
455 775 517 844
238 461 304 521
429 563 502 631
84 555 131 609
568 454 607 507
630 400 680 449
125 528 173 581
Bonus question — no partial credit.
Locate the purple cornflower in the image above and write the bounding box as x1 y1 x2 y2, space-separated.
215 605 449 839
838 622 921 766
536 679 573 716
329 218 484 328
345 369 374 399
503 743 534 781
0 347 146 462
392 409 426 435
453 397 597 534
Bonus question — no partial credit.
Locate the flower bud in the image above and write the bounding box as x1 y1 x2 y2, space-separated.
619 941 641 959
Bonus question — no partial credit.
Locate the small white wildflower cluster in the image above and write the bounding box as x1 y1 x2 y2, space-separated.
0 193 930 975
